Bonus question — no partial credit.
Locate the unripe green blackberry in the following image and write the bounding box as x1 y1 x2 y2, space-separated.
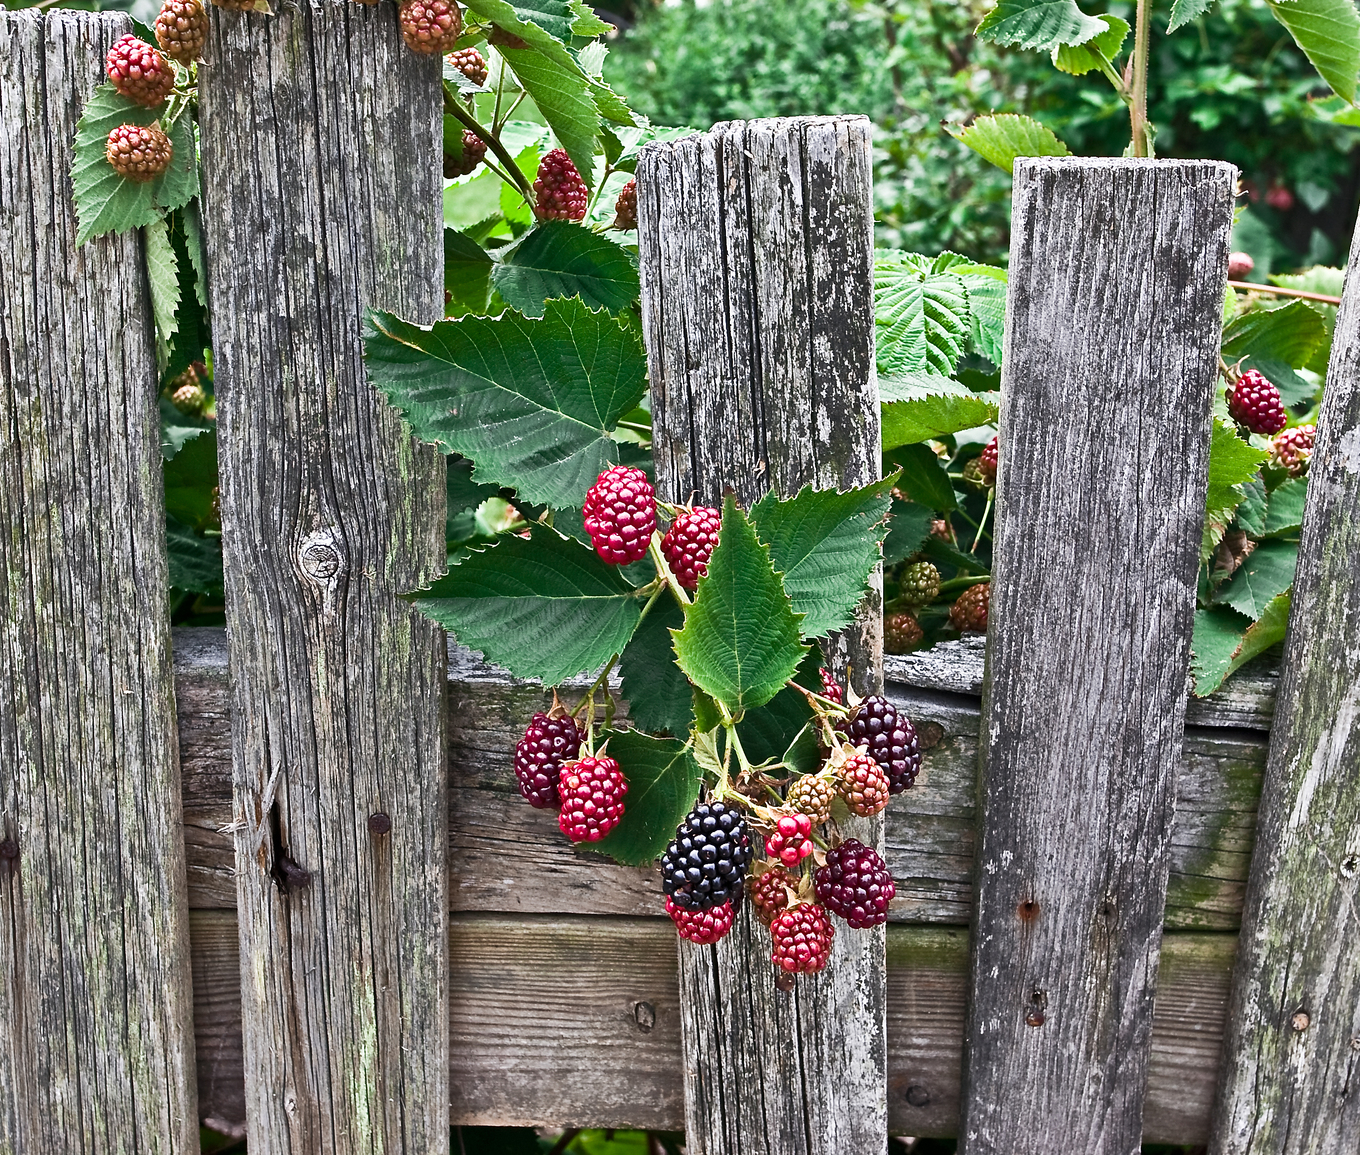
900 561 940 606
787 773 836 824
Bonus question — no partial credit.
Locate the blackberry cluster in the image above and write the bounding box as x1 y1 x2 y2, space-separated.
884 611 923 654
558 755 627 843
583 465 656 565
154 0 209 64
900 561 940 606
770 903 834 974
978 435 998 484
106 124 173 183
399 0 462 55
660 505 720 589
105 35 175 108
786 773 835 824
751 867 797 926
837 751 890 817
661 800 753 911
1270 424 1315 477
444 130 487 178
613 178 638 230
447 47 488 86
514 712 581 809
666 897 734 944
533 148 589 221
815 839 895 928
950 581 990 634
1227 369 1287 435
846 695 921 794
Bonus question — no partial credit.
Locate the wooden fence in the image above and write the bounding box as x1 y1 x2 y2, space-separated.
2 6 1359 1154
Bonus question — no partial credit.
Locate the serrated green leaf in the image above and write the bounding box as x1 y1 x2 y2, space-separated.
570 0 612 35
887 442 957 512
1169 0 1217 31
163 426 217 529
1267 0 1360 104
945 113 1070 175
922 535 990 576
166 516 223 596
1053 13 1128 72
1230 589 1292 670
144 217 179 373
491 221 639 317
673 496 808 716
444 228 495 317
949 262 1007 364
1217 538 1299 619
181 198 207 310
411 526 643 683
446 455 502 541
1233 476 1267 537
735 647 823 766
880 379 1000 450
875 254 971 377
619 595 691 738
72 83 199 244
1206 418 1269 525
748 479 895 639
587 74 640 127
364 297 647 508
591 729 703 866
465 0 575 45
1223 299 1327 371
499 45 600 189
977 1 1109 51
1262 476 1308 535
1191 606 1249 695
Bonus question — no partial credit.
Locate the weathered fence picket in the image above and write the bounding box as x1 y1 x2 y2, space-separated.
197 2 447 1150
0 11 199 1153
962 158 1236 1154
637 116 887 1155
1209 203 1360 1154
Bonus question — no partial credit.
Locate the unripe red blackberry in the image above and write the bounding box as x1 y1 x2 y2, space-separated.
447 46 488 86
884 611 923 654
751 866 798 926
786 773 836 824
400 0 462 55
557 754 627 842
444 129 487 178
154 0 208 64
900 561 940 606
949 581 990 634
660 505 720 589
106 124 173 183
514 711 582 809
819 668 843 705
815 839 895 928
613 177 638 230
1227 369 1287 435
1227 251 1255 279
533 148 589 221
765 813 814 868
105 35 175 108
962 457 990 492
1269 424 1316 477
978 435 998 483
845 695 921 794
661 799 753 911
836 750 890 816
666 896 735 944
583 464 656 565
770 902 834 974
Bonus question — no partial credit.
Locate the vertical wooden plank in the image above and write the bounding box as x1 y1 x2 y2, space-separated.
961 158 1235 1155
0 10 199 1154
197 3 446 1151
637 115 886 1155
1208 213 1360 1154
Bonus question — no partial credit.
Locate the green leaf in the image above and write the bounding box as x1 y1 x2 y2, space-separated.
922 535 990 576
881 378 1000 450
181 198 208 311
1168 0 1217 32
1232 476 1267 537
163 427 218 529
749 478 895 639
570 0 613 36
1217 539 1299 619
1230 590 1292 672
1267 0 1360 104
883 497 936 566
619 596 691 738
874 253 971 377
1222 299 1327 371
672 496 808 716
1262 477 1308 535
591 730 703 866
1053 13 1128 72
735 647 823 766
587 74 641 127
1191 606 1249 696
887 442 957 512
444 228 495 317
1206 418 1269 527
949 261 1007 364
465 0 575 46
144 217 180 373
945 113 1070 175
72 83 199 244
411 526 644 683
491 221 639 317
364 297 647 508
446 455 502 541
976 0 1109 49
500 45 600 190
166 516 223 596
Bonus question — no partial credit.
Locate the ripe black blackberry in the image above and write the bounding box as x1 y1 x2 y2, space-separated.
106 124 173 183
447 46 488 86
514 711 582 809
1227 369 1287 435
533 148 589 221
660 505 720 589
105 35 175 108
846 694 922 794
661 799 753 911
815 839 895 928
613 177 638 230
155 0 209 64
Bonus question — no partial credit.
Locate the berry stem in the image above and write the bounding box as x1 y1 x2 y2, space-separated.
647 533 692 606
970 490 994 553
442 86 534 206
1129 0 1154 158
572 651 620 728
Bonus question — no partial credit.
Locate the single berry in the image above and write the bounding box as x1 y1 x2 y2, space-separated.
105 35 175 108
666 896 735 944
447 46 488 86
900 561 940 606
106 124 174 183
930 518 952 541
845 695 921 794
583 465 656 565
978 435 998 484
770 902 834 974
765 814 814 868
1266 183 1295 212
815 839 895 928
661 799 753 911
884 611 924 655
1269 424 1316 477
613 178 638 230
533 148 589 221
836 750 890 817
949 582 990 634
1227 251 1255 280
819 668 843 705
786 773 836 824
1227 369 1287 436
154 0 209 64
557 754 627 842
172 378 206 415
660 505 720 589
751 866 798 926
962 457 990 492
514 711 582 809
444 129 487 178
400 0 462 55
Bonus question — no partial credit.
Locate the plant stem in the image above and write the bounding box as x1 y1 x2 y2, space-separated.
971 490 994 553
1227 280 1342 306
648 535 691 606
443 89 535 206
1129 0 1153 157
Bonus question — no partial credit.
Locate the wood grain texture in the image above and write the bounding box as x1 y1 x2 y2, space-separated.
637 116 885 1155
1209 202 1360 1154
0 12 199 1154
962 158 1236 1155
197 3 447 1151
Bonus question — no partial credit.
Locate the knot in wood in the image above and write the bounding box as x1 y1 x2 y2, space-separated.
0 838 17 862
774 970 797 994
632 1001 656 1032
1341 854 1359 879
297 530 345 583
1292 1011 1311 1032
368 812 392 835
917 721 945 751
1017 898 1040 922
905 1085 930 1107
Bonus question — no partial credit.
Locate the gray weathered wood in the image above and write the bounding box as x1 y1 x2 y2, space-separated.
0 12 199 1154
962 158 1236 1155
1209 203 1360 1154
638 115 885 1155
197 3 447 1150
